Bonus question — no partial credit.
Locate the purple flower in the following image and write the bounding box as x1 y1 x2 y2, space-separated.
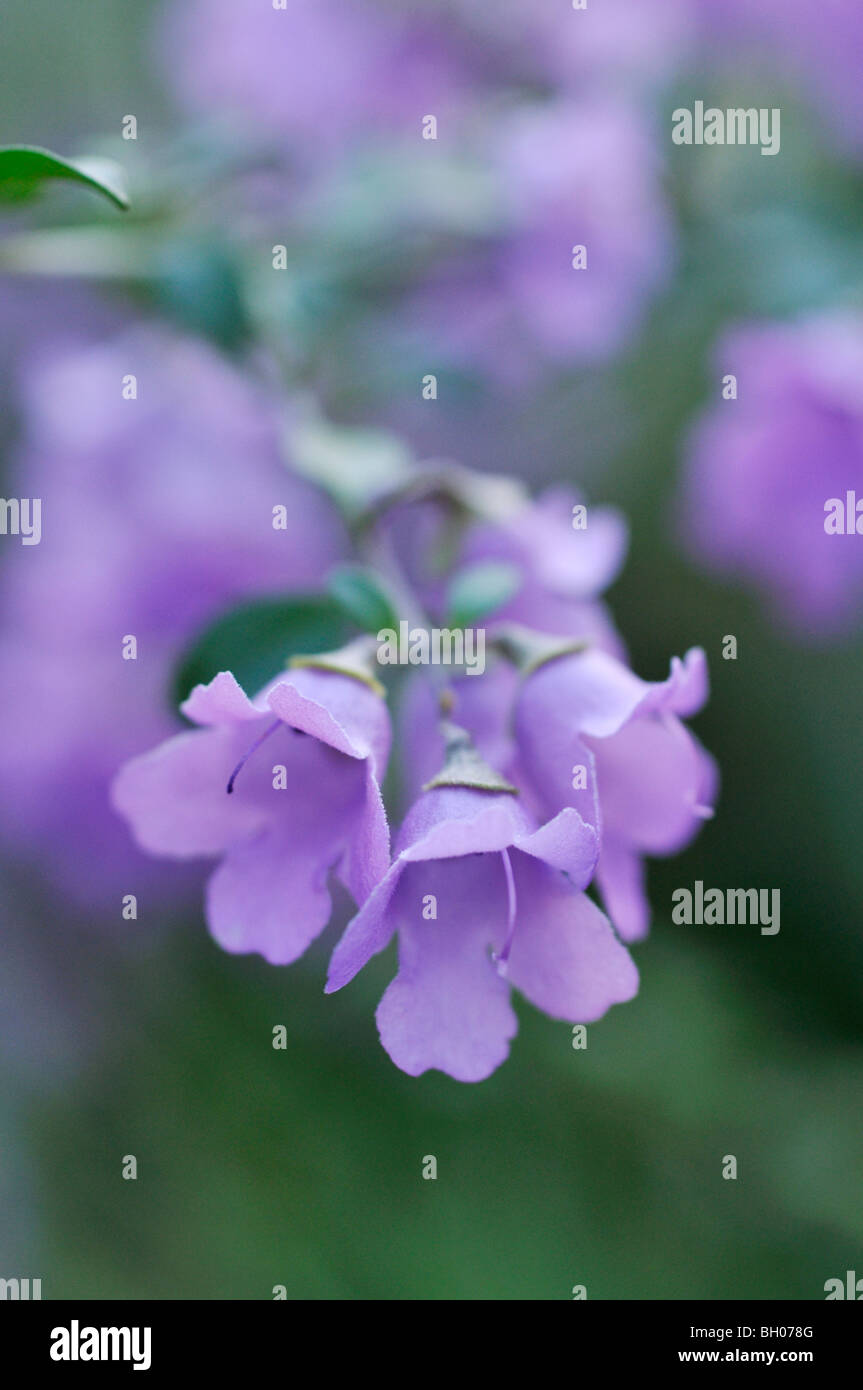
112 661 390 964
407 98 674 377
496 100 673 363
680 315 863 635
513 646 716 942
442 0 696 93
0 325 345 903
160 0 472 165
528 0 697 94
701 0 863 156
326 780 637 1081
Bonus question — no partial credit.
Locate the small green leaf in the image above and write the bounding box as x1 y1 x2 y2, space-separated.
0 146 129 210
327 565 399 635
446 561 521 629
172 595 348 712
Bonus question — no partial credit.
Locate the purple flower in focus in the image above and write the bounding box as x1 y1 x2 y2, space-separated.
680 316 863 634
513 646 716 942
112 660 390 963
400 643 715 943
326 776 637 1082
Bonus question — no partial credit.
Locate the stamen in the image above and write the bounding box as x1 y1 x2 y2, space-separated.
492 848 518 977
226 719 282 794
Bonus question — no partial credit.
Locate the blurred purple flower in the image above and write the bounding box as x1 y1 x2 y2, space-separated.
0 326 345 904
326 783 636 1081
112 664 390 964
442 0 696 93
529 0 697 94
680 315 863 634
409 99 674 378
495 101 674 363
701 0 863 156
160 0 473 164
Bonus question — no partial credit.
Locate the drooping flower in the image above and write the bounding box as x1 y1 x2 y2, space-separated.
680 315 863 635
112 653 390 964
326 733 638 1082
512 644 716 942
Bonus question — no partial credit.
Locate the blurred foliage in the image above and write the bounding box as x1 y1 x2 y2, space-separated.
29 926 862 1299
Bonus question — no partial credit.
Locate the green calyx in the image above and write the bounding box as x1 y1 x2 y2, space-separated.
289 635 386 697
423 720 518 795
492 623 589 677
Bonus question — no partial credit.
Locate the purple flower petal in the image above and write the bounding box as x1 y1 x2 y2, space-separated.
594 842 650 944
506 853 639 1021
207 823 334 965
513 808 599 888
375 857 518 1083
111 725 272 857
182 670 270 726
267 667 390 775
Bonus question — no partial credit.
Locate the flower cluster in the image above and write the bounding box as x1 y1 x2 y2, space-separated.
113 477 716 1080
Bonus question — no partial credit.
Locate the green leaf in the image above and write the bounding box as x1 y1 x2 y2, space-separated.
287 416 413 519
172 595 348 712
445 561 521 629
0 145 129 210
327 565 399 635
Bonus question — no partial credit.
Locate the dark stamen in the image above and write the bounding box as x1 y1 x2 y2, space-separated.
226 719 282 794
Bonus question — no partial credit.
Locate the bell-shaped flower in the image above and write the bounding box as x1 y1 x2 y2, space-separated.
513 642 716 942
112 643 390 965
327 727 637 1081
